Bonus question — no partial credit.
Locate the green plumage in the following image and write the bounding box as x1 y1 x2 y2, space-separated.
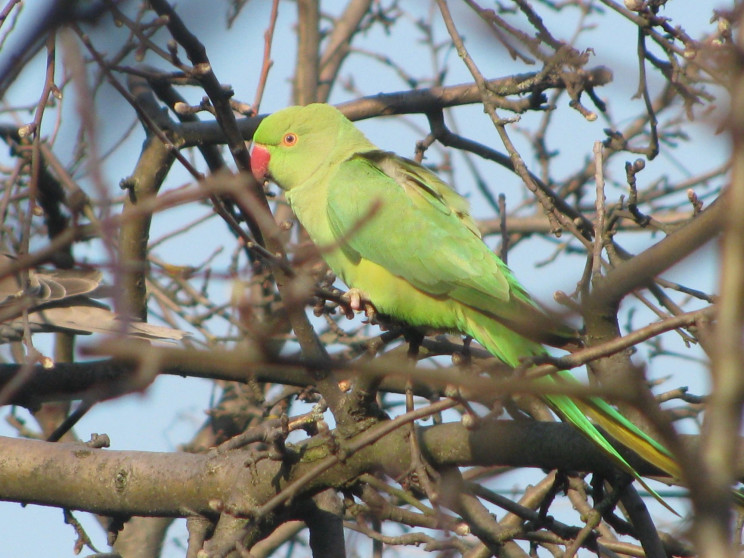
250 103 679 509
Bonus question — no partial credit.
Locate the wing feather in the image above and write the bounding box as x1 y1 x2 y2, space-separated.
326 150 574 345
327 151 513 306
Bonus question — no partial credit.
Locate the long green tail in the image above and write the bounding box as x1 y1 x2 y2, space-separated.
464 309 678 512
543 375 677 513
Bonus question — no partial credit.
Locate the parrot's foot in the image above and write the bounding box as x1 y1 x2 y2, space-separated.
340 288 377 322
343 288 366 312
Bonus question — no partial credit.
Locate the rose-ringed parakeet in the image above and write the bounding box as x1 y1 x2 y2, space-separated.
250 103 679 505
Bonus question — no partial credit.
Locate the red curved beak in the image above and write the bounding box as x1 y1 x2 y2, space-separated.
249 143 270 183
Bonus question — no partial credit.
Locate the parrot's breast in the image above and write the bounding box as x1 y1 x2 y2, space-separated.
339 256 463 331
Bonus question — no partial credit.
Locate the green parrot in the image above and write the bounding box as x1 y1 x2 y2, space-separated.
250 103 680 506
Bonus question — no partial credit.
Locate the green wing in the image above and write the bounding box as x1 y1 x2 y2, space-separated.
326 150 550 333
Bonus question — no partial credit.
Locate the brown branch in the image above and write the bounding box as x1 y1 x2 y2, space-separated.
316 0 373 102
252 0 280 113
589 199 723 307
174 68 613 147
688 44 744 555
0 421 729 518
0 304 713 411
293 0 319 105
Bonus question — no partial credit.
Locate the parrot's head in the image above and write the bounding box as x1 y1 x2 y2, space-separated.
250 103 374 191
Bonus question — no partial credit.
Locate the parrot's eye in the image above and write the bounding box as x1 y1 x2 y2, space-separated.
282 133 298 146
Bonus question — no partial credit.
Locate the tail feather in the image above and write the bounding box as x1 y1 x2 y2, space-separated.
556 371 679 478
464 309 677 513
541 377 677 513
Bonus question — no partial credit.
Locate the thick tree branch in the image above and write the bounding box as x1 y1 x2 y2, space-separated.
174 68 613 147
0 422 730 518
589 199 724 308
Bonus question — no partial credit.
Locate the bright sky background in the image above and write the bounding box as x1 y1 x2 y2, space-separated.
0 1 728 556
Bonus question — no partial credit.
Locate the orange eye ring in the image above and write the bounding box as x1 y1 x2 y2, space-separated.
282 133 298 146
